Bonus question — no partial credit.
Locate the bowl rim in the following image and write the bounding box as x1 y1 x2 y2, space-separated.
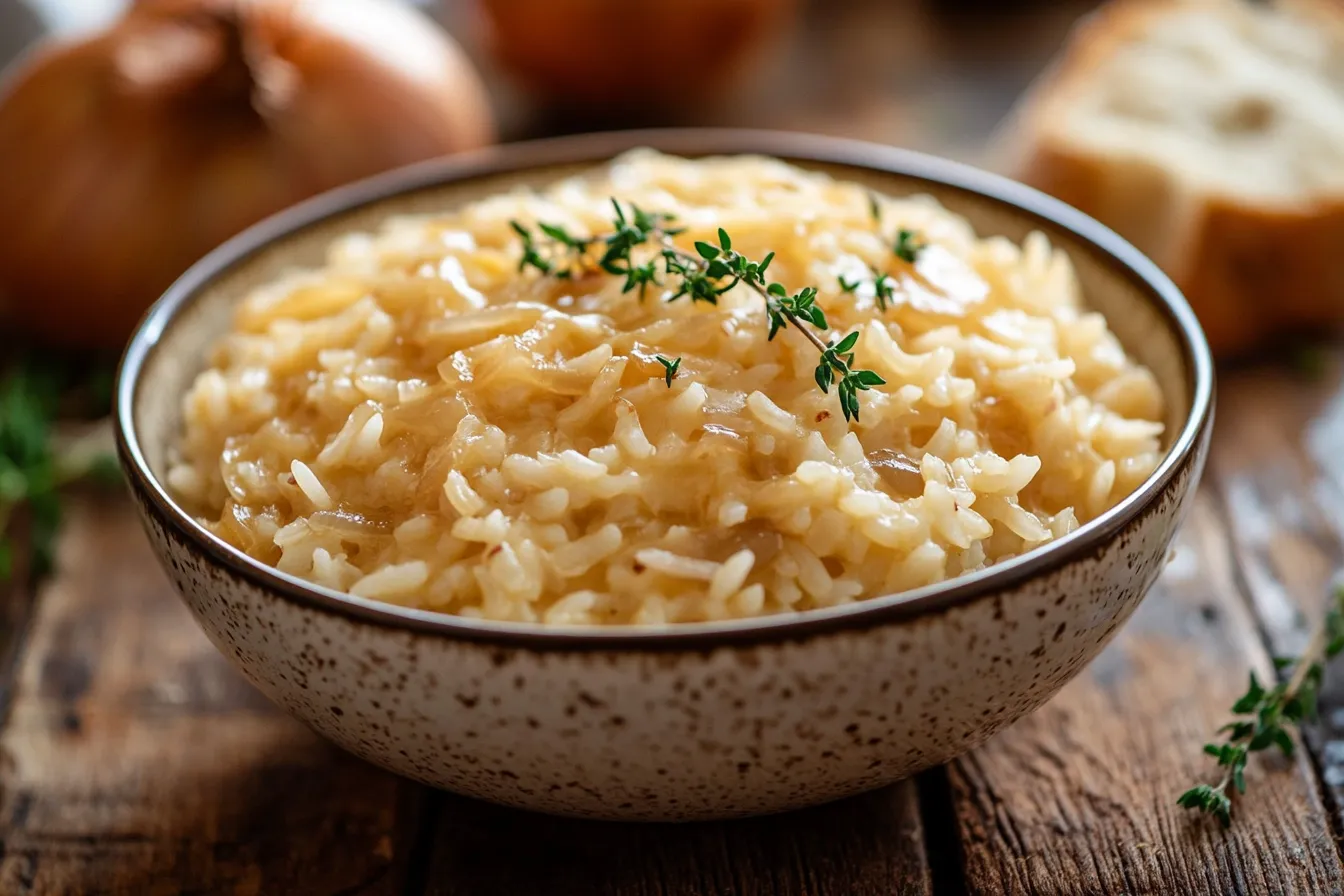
115 127 1215 650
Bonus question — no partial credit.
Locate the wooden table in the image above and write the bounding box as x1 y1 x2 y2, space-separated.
11 361 1344 895
8 1 1344 893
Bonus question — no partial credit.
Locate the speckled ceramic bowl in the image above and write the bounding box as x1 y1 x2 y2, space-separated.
116 130 1214 821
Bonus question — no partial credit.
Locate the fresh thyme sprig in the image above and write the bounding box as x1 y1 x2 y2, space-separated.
837 195 927 312
510 201 888 422
0 357 121 582
1179 585 1344 826
893 228 925 264
838 271 897 312
655 355 681 388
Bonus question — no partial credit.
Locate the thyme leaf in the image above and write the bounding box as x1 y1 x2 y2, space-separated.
832 211 925 311
0 357 122 583
1180 584 1344 826
510 201 886 423
655 355 681 388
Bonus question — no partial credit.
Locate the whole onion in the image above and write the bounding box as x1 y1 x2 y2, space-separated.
472 0 799 114
0 0 495 349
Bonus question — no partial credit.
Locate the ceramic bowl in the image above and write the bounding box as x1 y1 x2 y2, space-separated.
116 129 1215 821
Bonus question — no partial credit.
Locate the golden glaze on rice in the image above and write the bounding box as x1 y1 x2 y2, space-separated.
168 151 1165 625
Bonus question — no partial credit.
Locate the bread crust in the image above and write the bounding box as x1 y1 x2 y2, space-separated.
998 0 1344 356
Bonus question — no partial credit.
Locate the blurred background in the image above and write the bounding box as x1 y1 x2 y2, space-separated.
3 4 1343 887
0 0 1121 359
432 0 1100 159
3 0 1098 161
0 0 1336 361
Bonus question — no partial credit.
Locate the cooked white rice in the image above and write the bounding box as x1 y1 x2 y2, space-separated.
169 150 1165 625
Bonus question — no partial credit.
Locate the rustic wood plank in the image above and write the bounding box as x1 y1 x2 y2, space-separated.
0 518 38 731
1204 359 1344 657
7 7 1330 896
0 495 429 896
422 780 931 896
945 489 1344 895
1205 355 1344 836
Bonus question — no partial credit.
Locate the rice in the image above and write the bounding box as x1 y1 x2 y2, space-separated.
171 150 1166 625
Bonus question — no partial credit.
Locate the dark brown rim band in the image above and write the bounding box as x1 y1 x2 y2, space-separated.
115 128 1216 650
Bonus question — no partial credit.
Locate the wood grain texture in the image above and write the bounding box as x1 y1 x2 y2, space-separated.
3 4 1341 895
0 519 37 729
423 781 931 896
0 497 937 896
0 495 424 896
1207 357 1344 841
946 491 1344 896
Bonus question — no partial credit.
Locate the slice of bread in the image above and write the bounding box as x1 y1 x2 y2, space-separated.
996 0 1344 356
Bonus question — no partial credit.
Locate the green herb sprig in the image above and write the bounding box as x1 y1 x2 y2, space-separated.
837 195 926 312
893 228 925 264
510 201 888 422
655 355 681 388
1179 585 1344 826
0 358 121 582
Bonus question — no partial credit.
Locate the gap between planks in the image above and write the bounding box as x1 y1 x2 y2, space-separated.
0 494 428 895
943 487 1344 895
0 495 942 896
11 362 1344 895
1206 357 1344 873
416 779 932 896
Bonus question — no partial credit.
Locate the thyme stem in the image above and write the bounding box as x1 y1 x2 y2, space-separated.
510 201 888 422
1179 584 1344 826
658 241 830 354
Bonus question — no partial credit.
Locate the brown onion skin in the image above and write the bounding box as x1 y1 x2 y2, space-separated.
473 0 798 113
0 0 495 349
